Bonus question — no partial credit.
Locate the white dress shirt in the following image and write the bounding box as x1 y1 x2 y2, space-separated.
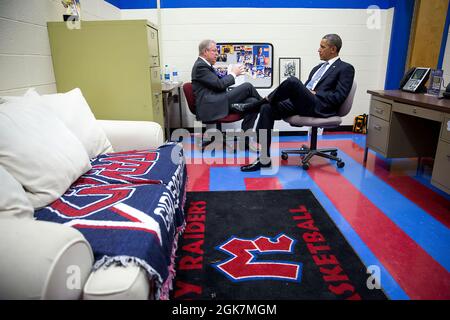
199 56 237 79
308 56 339 90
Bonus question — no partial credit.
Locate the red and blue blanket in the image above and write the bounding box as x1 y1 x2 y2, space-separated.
34 143 187 299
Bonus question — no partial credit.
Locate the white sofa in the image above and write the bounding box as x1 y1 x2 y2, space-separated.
0 88 178 300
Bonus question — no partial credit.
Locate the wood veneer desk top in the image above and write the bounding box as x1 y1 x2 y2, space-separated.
367 90 450 114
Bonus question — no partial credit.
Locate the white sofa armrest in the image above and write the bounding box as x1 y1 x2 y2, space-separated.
83 264 150 300
0 218 94 300
97 120 164 152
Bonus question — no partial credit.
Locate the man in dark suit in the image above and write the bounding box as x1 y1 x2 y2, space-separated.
191 39 263 133
241 34 355 171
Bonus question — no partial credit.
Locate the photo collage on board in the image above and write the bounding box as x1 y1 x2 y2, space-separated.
215 43 273 88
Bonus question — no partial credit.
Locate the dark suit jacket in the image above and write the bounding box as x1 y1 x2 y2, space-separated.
191 57 235 122
306 58 355 117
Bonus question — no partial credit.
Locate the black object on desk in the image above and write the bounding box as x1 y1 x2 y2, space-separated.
442 83 450 99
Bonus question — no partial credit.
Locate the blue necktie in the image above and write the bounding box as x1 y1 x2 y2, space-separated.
306 62 329 90
213 67 225 79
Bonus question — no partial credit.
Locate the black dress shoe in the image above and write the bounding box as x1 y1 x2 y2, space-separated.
240 159 271 172
230 103 254 113
230 98 268 113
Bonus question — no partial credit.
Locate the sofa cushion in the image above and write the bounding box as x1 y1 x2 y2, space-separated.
0 165 34 219
0 97 92 208
37 88 114 158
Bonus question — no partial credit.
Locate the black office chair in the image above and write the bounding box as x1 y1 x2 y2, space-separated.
281 81 357 170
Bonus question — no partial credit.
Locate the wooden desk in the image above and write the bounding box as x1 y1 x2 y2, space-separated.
162 82 183 140
365 90 450 194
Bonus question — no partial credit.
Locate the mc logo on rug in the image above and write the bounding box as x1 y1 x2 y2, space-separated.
213 234 303 282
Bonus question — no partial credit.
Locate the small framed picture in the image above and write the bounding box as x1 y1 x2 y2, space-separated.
279 57 301 84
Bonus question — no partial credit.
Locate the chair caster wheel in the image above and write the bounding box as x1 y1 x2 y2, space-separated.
331 151 338 157
336 161 345 168
281 152 288 160
302 163 310 170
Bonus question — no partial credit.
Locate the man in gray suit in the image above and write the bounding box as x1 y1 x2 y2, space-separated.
191 39 263 132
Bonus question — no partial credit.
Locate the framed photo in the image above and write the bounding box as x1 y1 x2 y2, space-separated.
279 57 301 84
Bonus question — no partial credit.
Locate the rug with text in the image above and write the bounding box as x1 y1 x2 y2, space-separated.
171 190 387 300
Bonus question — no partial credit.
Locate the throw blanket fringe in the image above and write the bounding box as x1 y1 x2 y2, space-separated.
94 255 164 299
159 223 186 299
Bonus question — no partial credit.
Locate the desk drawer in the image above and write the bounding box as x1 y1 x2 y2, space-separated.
370 98 391 122
441 116 450 142
367 116 389 154
431 139 450 193
392 102 443 122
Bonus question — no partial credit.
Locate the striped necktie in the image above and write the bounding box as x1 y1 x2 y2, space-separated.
306 62 329 90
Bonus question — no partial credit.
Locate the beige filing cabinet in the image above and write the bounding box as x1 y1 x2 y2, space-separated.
47 20 164 135
432 115 450 194
365 90 450 194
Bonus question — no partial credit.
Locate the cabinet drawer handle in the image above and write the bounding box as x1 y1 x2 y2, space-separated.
375 107 384 114
152 55 158 58
413 108 417 114
374 125 382 131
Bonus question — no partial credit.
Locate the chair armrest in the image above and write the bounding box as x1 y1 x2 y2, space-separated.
0 218 94 299
97 120 164 152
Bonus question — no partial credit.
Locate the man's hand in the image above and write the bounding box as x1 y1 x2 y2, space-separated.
231 64 245 76
309 90 316 95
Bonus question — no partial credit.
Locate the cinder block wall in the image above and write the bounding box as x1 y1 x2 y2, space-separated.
0 0 120 96
122 7 394 128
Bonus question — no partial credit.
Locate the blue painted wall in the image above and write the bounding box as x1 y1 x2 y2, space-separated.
384 0 415 89
106 0 156 9
438 4 450 69
106 0 394 9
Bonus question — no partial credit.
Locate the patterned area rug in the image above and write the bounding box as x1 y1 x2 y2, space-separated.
172 189 387 300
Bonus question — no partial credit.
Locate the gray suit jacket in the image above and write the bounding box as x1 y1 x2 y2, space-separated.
191 57 235 122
